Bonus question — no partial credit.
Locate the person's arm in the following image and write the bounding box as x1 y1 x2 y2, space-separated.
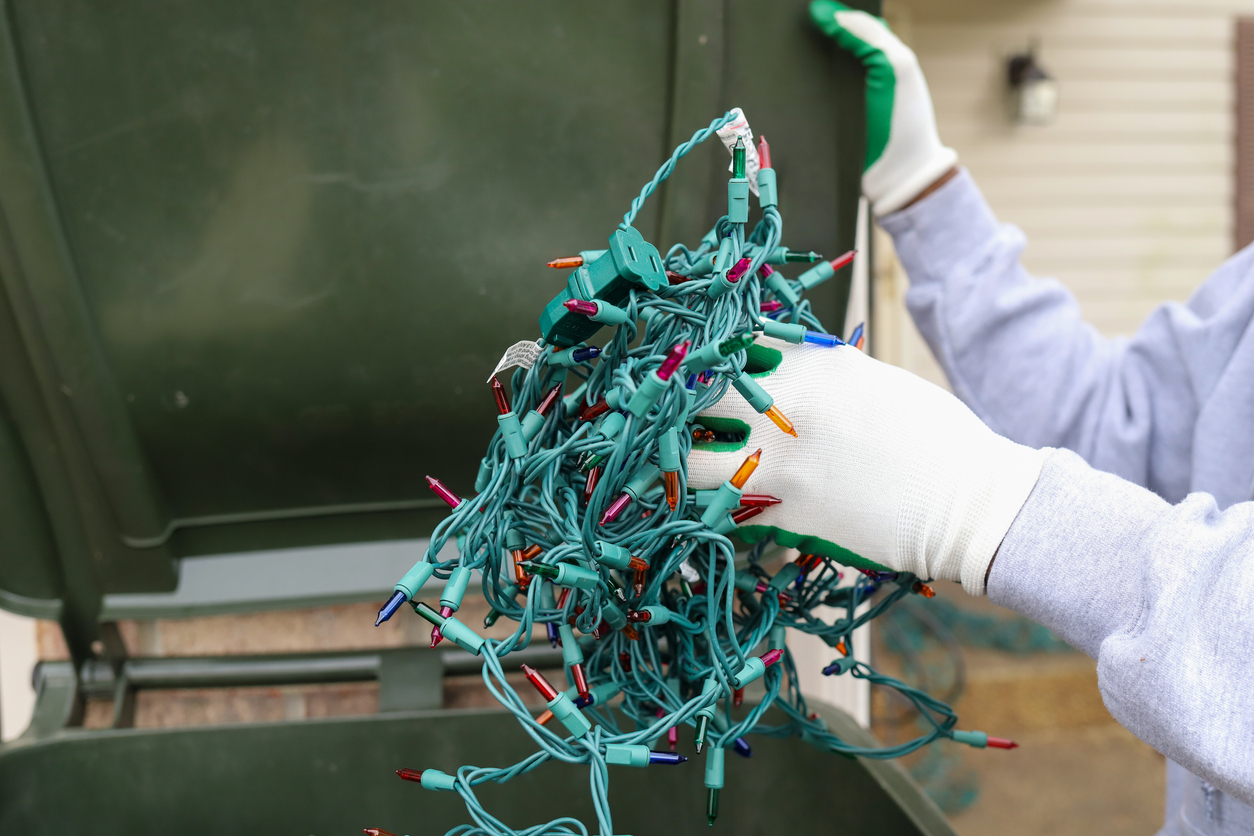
812 2 1200 497
991 449 1254 806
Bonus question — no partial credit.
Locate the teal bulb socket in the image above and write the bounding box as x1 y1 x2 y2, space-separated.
578 248 609 264
626 371 669 418
757 168 778 208
605 387 624 410
695 677 720 722
700 481 743 528
555 562 601 591
593 541 633 571
438 616 485 656
547 691 592 738
733 570 759 593
594 411 627 442
951 730 989 748
395 562 437 600
624 464 661 500
590 300 631 325
474 457 493 492
704 745 726 789
709 512 737 535
683 341 728 375
690 251 716 276
498 411 527 458
440 565 474 611
639 605 673 625
734 656 766 688
562 382 588 419
606 743 652 768
713 237 735 274
732 371 774 413
768 563 802 593
769 623 787 650
421 769 458 792
549 344 596 369
760 319 806 344
728 178 750 224
600 601 629 632
520 409 545 443
693 489 718 509
559 623 585 666
659 427 681 472
797 259 836 291
706 270 740 300
765 269 802 307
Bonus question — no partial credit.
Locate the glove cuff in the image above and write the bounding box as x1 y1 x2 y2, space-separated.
955 442 1052 596
871 146 959 217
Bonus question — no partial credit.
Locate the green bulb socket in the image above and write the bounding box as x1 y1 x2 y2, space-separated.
440 565 473 611
538 580 556 609
728 178 750 224
733 571 759 594
638 605 673 626
709 512 737 535
706 269 740 300
951 730 989 749
474 457 493 492
704 745 725 789
595 411 628 443
593 541 634 571
589 300 631 325
757 168 778 209
690 252 716 276
731 371 774 413
768 563 802 593
733 656 766 688
797 259 836 291
712 237 735 275
826 656 857 676
769 623 787 650
552 562 601 591
547 691 592 738
683 341 729 375
438 616 485 656
420 769 457 792
499 412 527 459
765 269 801 307
624 464 661 500
759 318 806 344
505 528 525 551
700 481 743 529
559 623 585 667
626 371 669 418
659 427 680 472
600 601 629 632
562 382 588 419
695 677 720 723
520 409 546 443
606 743 652 768
394 562 437 600
549 344 596 369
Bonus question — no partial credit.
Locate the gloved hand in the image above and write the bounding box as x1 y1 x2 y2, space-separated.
688 339 1050 594
810 0 957 215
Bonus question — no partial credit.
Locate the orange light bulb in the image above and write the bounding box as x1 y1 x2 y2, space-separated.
764 405 798 437
730 449 762 490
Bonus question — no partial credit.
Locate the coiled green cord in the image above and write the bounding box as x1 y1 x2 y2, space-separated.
401 112 960 835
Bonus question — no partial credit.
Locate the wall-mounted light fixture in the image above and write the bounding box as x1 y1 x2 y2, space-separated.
1007 43 1058 125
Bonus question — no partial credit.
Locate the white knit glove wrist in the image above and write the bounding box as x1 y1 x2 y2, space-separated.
688 339 1050 595
811 1 958 216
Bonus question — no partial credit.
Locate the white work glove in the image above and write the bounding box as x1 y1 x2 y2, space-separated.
810 1 958 216
688 339 1050 595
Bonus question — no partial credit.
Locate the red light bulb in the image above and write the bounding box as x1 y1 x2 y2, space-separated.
535 383 563 417
520 663 560 702
757 135 772 169
490 378 511 415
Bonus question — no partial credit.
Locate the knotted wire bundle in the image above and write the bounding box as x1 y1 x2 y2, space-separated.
384 112 965 836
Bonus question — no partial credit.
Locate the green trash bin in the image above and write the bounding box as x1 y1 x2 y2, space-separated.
0 1 959 833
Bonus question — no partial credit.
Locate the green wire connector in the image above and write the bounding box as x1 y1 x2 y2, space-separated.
730 370 774 413
693 676 720 753
699 479 743 529
418 769 458 792
523 560 601 591
757 318 806 344
605 743 652 768
759 263 801 307
440 565 474 612
727 138 750 224
705 746 725 826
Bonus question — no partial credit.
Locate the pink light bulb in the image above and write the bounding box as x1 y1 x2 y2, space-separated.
656 341 690 381
426 475 462 509
599 492 634 526
760 648 784 668
726 258 752 283
564 298 599 317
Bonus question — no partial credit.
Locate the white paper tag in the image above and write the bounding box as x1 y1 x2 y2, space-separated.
678 559 700 583
716 106 760 196
488 340 544 383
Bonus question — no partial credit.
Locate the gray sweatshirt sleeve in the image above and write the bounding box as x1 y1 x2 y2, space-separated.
877 169 1254 504
991 448 1254 805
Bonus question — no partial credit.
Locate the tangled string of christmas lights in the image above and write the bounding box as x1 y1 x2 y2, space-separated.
370 111 1007 836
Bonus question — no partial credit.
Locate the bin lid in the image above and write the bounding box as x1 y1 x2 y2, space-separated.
0 0 875 649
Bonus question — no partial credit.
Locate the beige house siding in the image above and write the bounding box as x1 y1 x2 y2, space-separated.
876 0 1248 382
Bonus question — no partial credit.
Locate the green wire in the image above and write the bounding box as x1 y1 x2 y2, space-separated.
399 112 962 836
